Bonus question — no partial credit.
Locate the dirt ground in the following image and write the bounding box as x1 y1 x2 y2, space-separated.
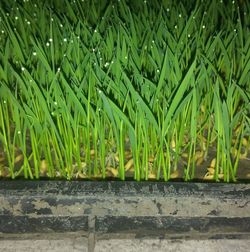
0 140 250 181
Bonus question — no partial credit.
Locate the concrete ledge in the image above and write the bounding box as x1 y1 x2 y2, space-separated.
0 181 249 239
0 232 88 252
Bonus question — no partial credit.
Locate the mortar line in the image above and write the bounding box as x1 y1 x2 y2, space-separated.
88 215 96 252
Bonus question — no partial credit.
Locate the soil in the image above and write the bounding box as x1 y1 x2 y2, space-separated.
0 139 250 181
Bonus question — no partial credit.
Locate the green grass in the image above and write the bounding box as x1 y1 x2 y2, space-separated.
0 0 249 182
